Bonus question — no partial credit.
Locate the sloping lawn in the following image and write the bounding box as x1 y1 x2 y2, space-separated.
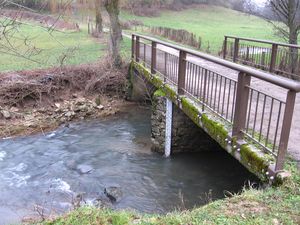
121 5 279 53
0 23 105 72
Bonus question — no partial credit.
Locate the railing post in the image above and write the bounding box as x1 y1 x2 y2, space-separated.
135 36 140 62
261 52 266 67
232 72 251 140
177 50 187 95
270 44 278 73
275 90 296 171
233 38 240 62
131 34 135 59
223 36 228 59
151 41 157 74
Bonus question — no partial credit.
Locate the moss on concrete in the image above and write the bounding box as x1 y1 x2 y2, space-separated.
181 97 200 124
153 89 166 98
201 114 229 149
240 144 269 181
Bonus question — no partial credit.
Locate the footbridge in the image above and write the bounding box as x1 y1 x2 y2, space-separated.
129 34 300 182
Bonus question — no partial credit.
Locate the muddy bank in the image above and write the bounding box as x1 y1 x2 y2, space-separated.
0 60 130 138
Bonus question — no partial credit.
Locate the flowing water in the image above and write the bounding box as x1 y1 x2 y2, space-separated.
0 106 258 224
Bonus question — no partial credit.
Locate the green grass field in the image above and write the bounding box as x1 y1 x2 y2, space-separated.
0 23 106 72
121 5 281 53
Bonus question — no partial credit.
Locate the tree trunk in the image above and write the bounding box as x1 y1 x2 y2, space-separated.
289 27 298 76
288 0 299 78
104 0 122 68
95 0 103 33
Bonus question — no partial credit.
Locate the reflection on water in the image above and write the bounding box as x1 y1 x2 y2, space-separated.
0 106 258 224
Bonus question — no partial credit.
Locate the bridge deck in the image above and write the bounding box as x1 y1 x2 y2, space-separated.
132 34 300 174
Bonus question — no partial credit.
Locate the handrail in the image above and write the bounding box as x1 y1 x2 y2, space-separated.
225 35 300 49
132 33 298 172
134 33 300 92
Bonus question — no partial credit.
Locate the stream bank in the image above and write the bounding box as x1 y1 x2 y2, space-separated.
0 60 129 139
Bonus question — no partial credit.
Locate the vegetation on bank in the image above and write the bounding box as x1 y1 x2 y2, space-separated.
43 160 300 225
121 5 278 53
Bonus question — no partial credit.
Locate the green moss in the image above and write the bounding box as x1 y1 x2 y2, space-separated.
181 97 200 124
201 114 229 149
153 89 166 97
163 85 177 102
240 144 269 181
133 61 164 88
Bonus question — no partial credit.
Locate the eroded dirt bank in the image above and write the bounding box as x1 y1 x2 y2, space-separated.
0 59 131 138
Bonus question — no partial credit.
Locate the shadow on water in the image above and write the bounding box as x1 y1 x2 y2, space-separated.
0 106 259 224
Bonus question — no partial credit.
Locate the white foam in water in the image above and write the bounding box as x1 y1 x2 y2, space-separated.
51 178 72 193
11 163 28 172
1 172 31 187
0 151 7 161
47 132 56 138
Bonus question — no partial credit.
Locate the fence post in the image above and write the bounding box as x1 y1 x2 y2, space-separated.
135 36 140 62
275 90 296 171
232 72 251 140
270 44 278 73
233 38 240 62
151 41 157 74
131 34 135 59
223 36 228 59
177 50 187 95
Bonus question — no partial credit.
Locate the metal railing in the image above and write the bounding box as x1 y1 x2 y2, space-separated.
223 36 300 80
132 34 300 172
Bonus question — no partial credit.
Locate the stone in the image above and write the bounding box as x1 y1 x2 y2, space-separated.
104 186 123 203
54 103 61 108
10 107 19 112
1 110 11 119
79 105 88 112
77 164 93 174
65 111 75 118
65 160 77 170
97 105 104 110
92 196 112 208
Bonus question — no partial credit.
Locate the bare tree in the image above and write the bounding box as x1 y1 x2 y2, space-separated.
103 0 122 68
268 0 300 75
0 0 77 66
95 0 103 33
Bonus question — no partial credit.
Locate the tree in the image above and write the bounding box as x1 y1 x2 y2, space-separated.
95 0 103 33
104 0 122 67
268 0 300 75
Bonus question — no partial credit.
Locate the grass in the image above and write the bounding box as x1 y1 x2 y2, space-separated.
44 159 300 225
121 5 281 53
0 23 106 72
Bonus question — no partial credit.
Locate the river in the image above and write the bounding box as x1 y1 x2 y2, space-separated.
0 106 258 224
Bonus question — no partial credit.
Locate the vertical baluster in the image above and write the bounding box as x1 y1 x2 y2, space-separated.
232 72 251 140
276 91 296 171
178 51 187 95
151 41 157 74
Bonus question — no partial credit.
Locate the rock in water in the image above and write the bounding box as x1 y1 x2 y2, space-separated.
77 164 93 174
92 196 113 209
104 187 123 203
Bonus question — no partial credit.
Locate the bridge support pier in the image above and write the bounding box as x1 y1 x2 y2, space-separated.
151 92 220 154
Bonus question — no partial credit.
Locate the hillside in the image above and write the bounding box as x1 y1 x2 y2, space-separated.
121 5 278 53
